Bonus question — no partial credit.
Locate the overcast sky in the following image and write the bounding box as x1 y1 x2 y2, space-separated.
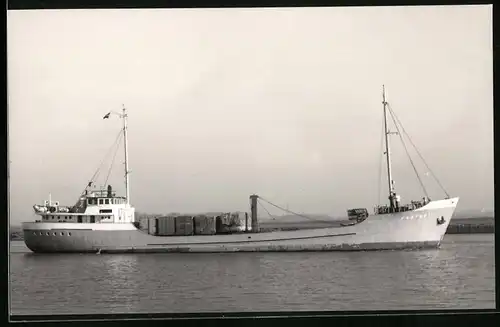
7 5 493 224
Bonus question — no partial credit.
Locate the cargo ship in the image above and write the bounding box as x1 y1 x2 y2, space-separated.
22 87 458 253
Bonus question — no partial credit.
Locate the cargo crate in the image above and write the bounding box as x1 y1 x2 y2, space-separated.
194 215 216 235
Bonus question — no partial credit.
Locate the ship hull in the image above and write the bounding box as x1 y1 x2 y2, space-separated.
22 198 458 254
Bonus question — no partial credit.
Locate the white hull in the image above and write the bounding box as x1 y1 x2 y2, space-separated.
22 198 458 253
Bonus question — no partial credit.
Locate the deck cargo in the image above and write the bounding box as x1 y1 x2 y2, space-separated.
215 212 250 233
175 215 194 236
139 217 149 231
148 217 157 235
229 211 250 232
193 215 216 235
157 216 176 236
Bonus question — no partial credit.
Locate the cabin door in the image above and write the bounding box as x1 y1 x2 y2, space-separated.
118 209 126 222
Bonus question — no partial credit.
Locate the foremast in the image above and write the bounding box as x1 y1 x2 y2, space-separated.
382 85 397 210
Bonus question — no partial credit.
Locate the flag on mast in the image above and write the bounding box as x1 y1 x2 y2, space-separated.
103 112 111 119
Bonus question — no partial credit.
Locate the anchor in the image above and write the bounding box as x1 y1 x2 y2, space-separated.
436 216 446 226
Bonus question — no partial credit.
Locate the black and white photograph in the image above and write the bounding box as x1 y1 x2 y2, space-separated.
8 4 494 318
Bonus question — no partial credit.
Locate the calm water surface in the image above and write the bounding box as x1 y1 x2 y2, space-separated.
9 234 495 315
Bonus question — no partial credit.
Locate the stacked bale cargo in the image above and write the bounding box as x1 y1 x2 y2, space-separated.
175 215 194 236
193 215 217 235
146 212 252 236
229 211 250 232
157 216 176 236
215 212 251 234
148 217 158 235
139 217 149 231
215 213 230 234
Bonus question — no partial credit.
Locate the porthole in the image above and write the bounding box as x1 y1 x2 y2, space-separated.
53 232 56 236
46 232 49 236
60 232 64 236
68 232 71 236
33 232 36 236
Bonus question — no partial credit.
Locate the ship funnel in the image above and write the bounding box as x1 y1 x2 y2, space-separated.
107 185 113 198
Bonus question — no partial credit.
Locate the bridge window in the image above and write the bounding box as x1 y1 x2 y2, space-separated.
77 216 82 223
90 216 95 223
105 199 110 205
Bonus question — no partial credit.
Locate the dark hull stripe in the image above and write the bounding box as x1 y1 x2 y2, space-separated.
145 232 357 246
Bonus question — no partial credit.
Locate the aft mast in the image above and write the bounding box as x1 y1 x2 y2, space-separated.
382 85 396 210
101 105 131 206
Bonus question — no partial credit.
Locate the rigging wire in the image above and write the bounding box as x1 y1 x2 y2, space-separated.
377 115 385 207
104 131 124 187
386 106 429 199
79 130 123 196
257 196 333 223
257 200 275 220
387 103 450 198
